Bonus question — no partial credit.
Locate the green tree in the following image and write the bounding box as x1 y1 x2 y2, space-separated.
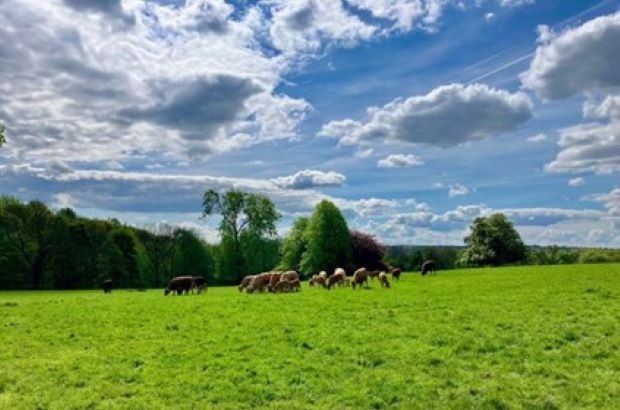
99 229 142 288
202 189 279 282
277 217 309 272
172 228 215 282
300 200 352 276
458 213 526 267
0 199 54 288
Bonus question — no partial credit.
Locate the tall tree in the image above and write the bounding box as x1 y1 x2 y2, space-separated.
300 200 352 276
350 230 387 271
0 199 54 288
458 213 526 266
202 189 279 282
172 228 214 281
277 217 309 272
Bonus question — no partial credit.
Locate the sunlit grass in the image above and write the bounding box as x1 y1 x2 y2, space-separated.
1 264 618 409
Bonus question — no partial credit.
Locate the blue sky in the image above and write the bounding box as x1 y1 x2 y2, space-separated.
0 0 619 246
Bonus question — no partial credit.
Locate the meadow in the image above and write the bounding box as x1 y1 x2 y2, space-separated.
1 264 618 410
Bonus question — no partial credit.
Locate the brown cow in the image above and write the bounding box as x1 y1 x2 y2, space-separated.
288 278 301 292
309 274 326 288
246 274 269 294
326 268 346 290
378 271 390 288
280 270 299 282
390 268 401 280
165 276 194 295
192 276 207 293
368 270 380 281
238 275 254 292
267 271 283 292
273 280 290 293
352 268 369 290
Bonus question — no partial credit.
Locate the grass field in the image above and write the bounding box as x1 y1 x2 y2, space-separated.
1 264 618 410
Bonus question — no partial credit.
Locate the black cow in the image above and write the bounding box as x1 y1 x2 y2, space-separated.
102 279 113 293
165 276 194 296
421 260 436 276
192 276 207 293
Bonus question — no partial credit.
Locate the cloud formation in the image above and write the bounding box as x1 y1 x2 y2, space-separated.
270 169 346 190
377 154 424 168
319 83 532 147
521 13 620 99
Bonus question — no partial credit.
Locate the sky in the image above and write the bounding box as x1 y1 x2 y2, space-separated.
0 0 619 247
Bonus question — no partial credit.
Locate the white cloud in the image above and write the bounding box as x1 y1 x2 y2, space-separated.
377 154 424 168
448 183 471 197
521 12 620 99
545 121 620 175
268 0 375 56
585 188 620 215
568 177 585 187
527 133 547 143
53 192 76 208
485 12 495 22
319 83 532 147
354 148 374 159
270 169 346 190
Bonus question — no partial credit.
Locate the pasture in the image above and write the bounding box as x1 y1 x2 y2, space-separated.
1 264 618 410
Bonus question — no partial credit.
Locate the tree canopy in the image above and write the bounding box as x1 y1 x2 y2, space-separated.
458 213 527 266
300 200 352 276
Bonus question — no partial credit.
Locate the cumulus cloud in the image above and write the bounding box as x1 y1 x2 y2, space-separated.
270 169 346 190
319 83 532 147
448 183 471 197
268 0 375 55
377 154 424 168
521 13 620 99
585 188 620 215
545 121 620 175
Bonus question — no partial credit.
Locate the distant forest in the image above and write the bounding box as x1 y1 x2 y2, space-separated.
1 195 619 291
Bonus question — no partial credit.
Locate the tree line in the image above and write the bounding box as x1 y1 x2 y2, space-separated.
1 193 618 290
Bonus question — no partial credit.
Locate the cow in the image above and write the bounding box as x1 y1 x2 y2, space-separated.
390 268 402 281
165 276 194 295
246 274 269 294
273 280 290 293
309 274 326 288
352 268 370 290
319 271 327 280
288 278 301 292
238 275 254 292
421 260 436 276
326 268 346 290
267 271 283 292
378 271 390 288
280 270 299 282
368 270 380 281
192 276 207 293
102 279 113 294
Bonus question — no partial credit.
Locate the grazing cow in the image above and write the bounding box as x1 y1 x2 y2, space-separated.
280 270 299 282
246 274 269 294
368 270 380 281
390 268 402 280
267 271 283 292
192 276 207 293
319 271 327 280
238 275 254 292
273 280 291 293
378 271 390 288
165 276 194 295
288 278 301 292
326 268 346 290
352 268 370 290
421 260 436 276
309 274 326 288
102 279 113 294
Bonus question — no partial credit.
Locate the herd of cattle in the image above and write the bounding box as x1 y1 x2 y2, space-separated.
102 260 437 294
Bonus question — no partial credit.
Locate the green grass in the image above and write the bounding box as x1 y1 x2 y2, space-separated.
1 264 619 410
